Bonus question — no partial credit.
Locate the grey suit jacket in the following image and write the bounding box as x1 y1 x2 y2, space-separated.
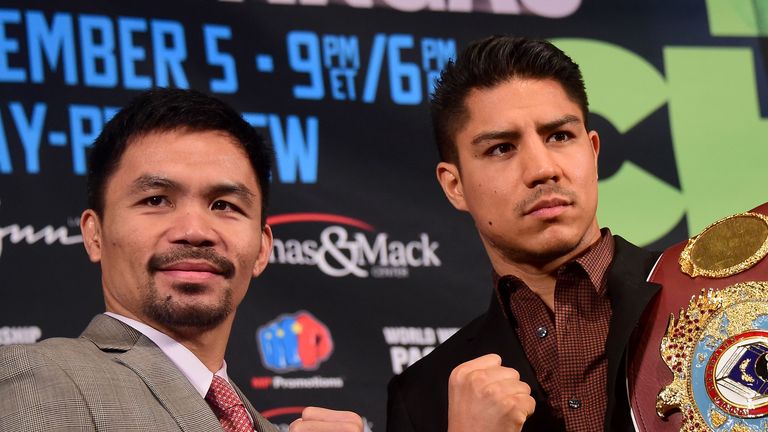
0 314 277 432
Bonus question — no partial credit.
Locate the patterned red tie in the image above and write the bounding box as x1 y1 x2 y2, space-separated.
205 375 256 432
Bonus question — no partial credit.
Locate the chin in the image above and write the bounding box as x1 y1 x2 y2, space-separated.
145 298 233 331
143 281 233 331
508 233 583 264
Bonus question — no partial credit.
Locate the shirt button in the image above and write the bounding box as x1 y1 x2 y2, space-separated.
535 326 548 338
568 399 581 409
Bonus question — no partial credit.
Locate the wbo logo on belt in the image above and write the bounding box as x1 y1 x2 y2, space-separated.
629 204 768 432
657 282 768 430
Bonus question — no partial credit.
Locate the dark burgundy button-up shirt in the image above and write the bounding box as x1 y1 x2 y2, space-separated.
495 230 615 432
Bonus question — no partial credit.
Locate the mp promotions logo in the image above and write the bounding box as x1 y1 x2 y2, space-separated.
257 311 334 373
267 213 441 278
252 311 344 391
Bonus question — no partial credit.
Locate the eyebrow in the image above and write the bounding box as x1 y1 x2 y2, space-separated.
538 115 581 135
130 174 257 205
131 175 182 193
207 183 257 206
470 115 583 146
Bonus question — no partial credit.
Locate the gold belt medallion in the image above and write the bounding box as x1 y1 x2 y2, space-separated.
679 212 768 279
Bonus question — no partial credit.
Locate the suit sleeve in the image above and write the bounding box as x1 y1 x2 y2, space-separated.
386 375 418 432
0 344 95 431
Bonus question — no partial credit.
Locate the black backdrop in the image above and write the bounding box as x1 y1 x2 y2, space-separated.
1 0 767 429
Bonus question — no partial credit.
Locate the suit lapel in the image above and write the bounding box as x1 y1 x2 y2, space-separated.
81 315 223 432
473 295 542 395
231 380 277 432
603 237 661 429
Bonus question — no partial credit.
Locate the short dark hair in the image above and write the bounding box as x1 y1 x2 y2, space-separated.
431 35 589 164
86 88 274 225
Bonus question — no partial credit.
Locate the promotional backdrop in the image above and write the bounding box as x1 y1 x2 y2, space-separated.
1 0 767 429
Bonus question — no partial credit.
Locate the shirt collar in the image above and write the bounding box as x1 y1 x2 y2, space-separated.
571 228 615 294
493 228 615 311
104 312 229 398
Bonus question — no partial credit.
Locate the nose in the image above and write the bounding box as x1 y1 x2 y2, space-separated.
167 205 218 247
520 140 561 188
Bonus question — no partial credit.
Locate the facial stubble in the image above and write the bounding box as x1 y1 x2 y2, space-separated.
499 184 588 265
143 246 237 331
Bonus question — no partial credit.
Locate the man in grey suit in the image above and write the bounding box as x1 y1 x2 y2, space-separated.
0 88 362 432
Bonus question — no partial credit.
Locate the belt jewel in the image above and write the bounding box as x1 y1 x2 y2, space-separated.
657 282 768 431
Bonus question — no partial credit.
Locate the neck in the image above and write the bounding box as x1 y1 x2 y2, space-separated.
486 230 603 310
162 318 234 372
494 260 561 310
105 305 235 372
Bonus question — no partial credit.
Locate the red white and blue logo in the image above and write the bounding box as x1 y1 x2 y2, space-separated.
256 310 334 372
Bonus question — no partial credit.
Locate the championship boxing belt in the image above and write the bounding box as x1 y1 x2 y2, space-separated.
628 202 768 432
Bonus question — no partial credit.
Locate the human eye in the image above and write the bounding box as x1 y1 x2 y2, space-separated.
211 200 243 213
547 131 573 143
142 196 171 207
486 143 515 156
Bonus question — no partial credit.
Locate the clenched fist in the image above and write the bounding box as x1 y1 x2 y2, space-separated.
289 406 363 432
447 354 535 432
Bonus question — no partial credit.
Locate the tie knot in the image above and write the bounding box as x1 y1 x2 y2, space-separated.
206 375 243 412
205 375 255 432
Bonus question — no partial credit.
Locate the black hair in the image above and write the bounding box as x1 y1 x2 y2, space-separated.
86 88 274 225
431 35 589 164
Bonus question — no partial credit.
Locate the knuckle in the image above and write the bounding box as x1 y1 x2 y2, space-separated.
469 368 488 383
449 366 463 383
301 406 315 418
480 381 500 399
528 395 537 411
343 412 364 428
515 411 527 425
498 397 519 412
467 370 491 394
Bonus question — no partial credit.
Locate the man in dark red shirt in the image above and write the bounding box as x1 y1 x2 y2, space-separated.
386 36 660 432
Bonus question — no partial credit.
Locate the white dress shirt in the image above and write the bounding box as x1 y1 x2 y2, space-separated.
104 312 230 398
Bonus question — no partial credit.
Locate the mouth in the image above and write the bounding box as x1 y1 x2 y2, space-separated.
523 197 572 218
156 261 225 283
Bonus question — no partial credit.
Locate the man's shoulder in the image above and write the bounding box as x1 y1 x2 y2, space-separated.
0 335 108 384
1 336 96 364
0 337 99 429
611 234 660 267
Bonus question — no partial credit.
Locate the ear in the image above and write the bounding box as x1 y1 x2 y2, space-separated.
80 209 103 263
252 224 273 278
436 162 469 212
588 130 601 173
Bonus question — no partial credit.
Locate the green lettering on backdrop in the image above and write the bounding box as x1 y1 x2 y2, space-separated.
665 46 767 235
552 39 682 246
553 36 767 246
706 0 768 36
